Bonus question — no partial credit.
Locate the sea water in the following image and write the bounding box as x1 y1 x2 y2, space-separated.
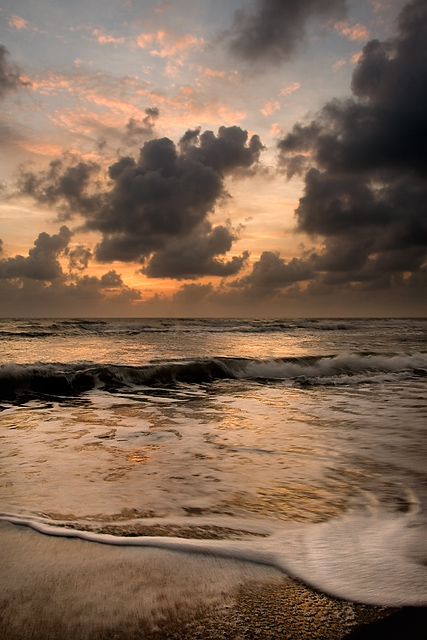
1 317 426 606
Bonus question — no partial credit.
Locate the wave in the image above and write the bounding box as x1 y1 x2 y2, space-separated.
1 352 426 401
2 318 427 341
0 317 360 338
1 509 426 606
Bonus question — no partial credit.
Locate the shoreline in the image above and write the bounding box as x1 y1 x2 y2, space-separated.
3 521 425 640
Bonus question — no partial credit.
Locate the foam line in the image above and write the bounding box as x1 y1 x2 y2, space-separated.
0 513 280 568
1 511 426 607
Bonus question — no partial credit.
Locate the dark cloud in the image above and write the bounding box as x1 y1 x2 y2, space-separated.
227 0 347 64
123 107 160 145
173 283 214 305
20 126 263 278
18 159 102 220
66 269 141 302
232 250 314 295
0 226 72 281
0 44 30 99
91 136 224 263
0 269 142 317
179 125 265 175
67 245 92 271
143 225 249 279
277 0 427 290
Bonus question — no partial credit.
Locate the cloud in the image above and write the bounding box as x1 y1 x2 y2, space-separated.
0 44 30 99
227 0 347 64
0 226 142 314
332 58 346 71
143 225 249 279
123 107 159 145
173 282 214 305
91 29 126 45
8 14 38 32
30 68 151 123
18 158 103 220
0 268 142 317
0 226 72 281
334 20 370 41
31 67 244 139
18 125 264 278
260 99 280 116
280 82 301 97
277 0 427 290
136 30 204 61
67 245 92 272
232 250 314 295
178 125 264 175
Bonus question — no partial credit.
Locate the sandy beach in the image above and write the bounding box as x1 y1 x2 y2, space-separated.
2 521 425 640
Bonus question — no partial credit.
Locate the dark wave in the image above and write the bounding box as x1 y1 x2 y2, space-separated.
0 331 55 338
1 353 426 402
0 317 362 338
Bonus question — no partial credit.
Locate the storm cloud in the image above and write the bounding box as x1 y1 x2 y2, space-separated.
232 250 314 296
0 44 30 99
143 225 249 279
227 0 347 64
0 226 72 281
123 107 160 146
19 125 263 278
18 159 102 220
0 268 142 317
276 0 427 290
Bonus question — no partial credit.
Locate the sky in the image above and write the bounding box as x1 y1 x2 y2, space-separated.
0 0 426 317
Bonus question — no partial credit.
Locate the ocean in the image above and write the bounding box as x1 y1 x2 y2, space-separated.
1 317 427 611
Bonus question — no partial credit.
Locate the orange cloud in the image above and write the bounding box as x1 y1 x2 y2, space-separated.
18 140 64 156
30 66 244 145
351 51 363 64
280 82 301 97
146 86 245 131
8 14 36 31
137 32 158 48
270 123 282 136
335 21 370 42
332 58 346 72
92 29 126 45
260 100 280 117
200 68 226 79
31 69 149 103
137 30 204 60
50 104 150 138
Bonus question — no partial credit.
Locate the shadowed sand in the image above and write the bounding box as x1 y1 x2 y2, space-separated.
1 522 425 640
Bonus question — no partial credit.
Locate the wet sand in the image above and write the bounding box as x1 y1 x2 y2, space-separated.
1 522 425 640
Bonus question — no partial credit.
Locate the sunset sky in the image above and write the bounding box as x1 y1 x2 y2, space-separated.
0 0 426 317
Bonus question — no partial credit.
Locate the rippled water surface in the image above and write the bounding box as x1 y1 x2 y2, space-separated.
1 317 426 605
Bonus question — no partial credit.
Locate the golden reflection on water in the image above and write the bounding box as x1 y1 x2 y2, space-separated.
2 370 421 527
223 484 348 523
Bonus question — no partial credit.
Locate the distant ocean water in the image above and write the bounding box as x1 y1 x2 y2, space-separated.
1 317 426 606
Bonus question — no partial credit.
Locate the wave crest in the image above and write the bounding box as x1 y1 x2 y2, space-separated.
1 353 426 402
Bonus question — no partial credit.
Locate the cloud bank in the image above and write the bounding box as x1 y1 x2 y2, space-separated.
269 0 427 296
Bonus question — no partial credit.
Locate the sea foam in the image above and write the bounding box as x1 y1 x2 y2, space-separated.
1 508 426 607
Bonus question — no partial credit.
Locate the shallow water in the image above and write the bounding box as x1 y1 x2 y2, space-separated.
1 317 426 605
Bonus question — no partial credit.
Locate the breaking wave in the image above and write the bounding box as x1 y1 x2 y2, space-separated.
1 352 426 401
